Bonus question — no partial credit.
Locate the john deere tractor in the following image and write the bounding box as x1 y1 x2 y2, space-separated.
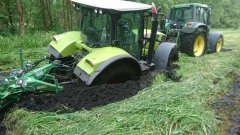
163 3 224 57
0 0 178 109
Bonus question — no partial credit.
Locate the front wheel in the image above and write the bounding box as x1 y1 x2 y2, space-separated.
181 29 207 57
92 62 139 85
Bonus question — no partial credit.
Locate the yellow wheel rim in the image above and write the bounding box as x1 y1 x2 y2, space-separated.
216 38 223 52
193 34 205 57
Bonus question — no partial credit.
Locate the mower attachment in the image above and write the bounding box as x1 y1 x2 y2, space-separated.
0 60 63 110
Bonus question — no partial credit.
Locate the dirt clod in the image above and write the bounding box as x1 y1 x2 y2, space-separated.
213 76 240 135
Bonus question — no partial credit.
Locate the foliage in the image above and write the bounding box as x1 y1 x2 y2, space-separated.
136 0 240 29
3 29 240 134
0 32 53 70
0 0 239 36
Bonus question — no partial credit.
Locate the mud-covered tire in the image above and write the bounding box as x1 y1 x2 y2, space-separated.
167 47 179 68
181 28 207 57
93 62 139 85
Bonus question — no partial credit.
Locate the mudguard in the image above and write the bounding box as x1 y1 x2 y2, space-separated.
48 31 81 58
208 32 223 52
181 22 208 33
154 42 177 70
73 47 141 85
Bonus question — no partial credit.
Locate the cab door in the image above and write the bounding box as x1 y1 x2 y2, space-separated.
115 12 143 59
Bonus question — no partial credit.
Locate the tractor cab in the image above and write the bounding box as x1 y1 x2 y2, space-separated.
73 0 151 59
165 3 211 30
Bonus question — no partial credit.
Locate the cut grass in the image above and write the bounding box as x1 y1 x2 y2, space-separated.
2 29 240 135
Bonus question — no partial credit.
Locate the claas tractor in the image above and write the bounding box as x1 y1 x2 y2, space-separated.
0 0 178 109
163 3 224 57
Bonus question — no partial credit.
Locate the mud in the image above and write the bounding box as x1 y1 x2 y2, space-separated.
0 71 158 135
16 71 157 112
0 66 182 135
0 106 12 135
213 76 240 135
0 119 6 135
222 48 233 52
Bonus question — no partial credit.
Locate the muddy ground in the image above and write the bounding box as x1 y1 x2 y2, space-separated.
0 71 158 135
1 72 240 135
213 76 240 135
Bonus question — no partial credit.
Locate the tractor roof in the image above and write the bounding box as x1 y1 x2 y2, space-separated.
71 0 151 12
171 3 208 8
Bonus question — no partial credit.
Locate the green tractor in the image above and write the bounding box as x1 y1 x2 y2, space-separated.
0 0 178 109
163 3 224 57
48 0 179 85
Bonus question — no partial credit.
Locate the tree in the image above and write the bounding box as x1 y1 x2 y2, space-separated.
40 0 50 30
16 0 25 35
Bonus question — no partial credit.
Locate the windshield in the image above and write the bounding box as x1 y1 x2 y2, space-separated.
170 7 193 22
80 7 111 47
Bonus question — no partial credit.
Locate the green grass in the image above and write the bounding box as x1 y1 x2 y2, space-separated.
2 29 240 135
0 32 54 70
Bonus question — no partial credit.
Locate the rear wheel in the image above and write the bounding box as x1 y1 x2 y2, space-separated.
181 29 207 57
93 62 139 85
167 47 179 68
216 36 223 52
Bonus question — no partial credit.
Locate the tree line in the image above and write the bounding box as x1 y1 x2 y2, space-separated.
0 0 239 36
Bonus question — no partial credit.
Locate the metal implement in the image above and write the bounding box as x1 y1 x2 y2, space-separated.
0 50 63 110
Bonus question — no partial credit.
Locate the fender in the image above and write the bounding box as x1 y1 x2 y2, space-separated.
73 47 141 85
208 32 223 52
154 42 177 70
48 31 81 58
181 22 208 34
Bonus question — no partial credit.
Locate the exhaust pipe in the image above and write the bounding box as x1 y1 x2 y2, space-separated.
147 3 159 64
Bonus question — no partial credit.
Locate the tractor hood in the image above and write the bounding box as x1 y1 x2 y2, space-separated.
48 31 81 58
48 31 92 58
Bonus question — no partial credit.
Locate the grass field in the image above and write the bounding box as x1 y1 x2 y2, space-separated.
1 29 240 135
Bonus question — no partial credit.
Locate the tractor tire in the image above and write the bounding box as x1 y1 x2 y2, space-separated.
209 34 224 53
215 36 223 52
181 28 207 57
167 46 179 68
93 62 139 85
